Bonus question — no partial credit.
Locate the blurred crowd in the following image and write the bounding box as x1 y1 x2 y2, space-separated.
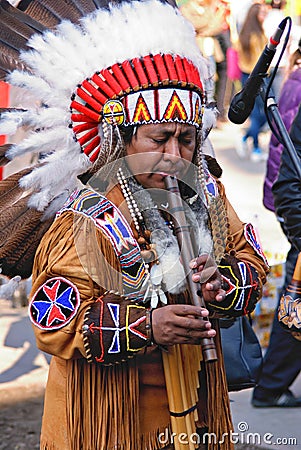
179 0 301 132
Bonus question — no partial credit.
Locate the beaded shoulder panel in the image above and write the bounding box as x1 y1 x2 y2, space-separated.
56 188 147 302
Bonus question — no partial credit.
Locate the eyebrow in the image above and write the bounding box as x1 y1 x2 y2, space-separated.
149 128 196 137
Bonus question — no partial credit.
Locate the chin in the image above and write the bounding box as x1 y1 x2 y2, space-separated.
136 173 164 189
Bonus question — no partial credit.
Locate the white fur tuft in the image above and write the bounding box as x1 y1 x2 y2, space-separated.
0 111 24 135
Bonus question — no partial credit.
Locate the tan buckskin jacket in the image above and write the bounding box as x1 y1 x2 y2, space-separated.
30 174 269 450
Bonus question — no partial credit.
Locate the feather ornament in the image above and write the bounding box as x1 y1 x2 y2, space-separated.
17 1 61 28
20 154 90 211
22 31 87 90
0 144 12 166
7 70 62 105
207 195 228 265
0 107 66 134
0 19 29 51
18 0 97 25
42 188 83 220
6 126 75 159
20 150 90 191
0 109 26 135
0 211 54 279
0 41 29 79
16 1 205 97
0 167 32 209
0 0 46 34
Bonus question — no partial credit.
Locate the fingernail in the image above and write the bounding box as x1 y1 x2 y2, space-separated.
192 273 200 282
190 259 197 269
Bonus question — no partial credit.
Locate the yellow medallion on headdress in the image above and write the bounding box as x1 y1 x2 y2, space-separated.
103 100 125 126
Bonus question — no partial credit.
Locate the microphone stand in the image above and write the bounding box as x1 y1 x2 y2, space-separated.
260 78 301 179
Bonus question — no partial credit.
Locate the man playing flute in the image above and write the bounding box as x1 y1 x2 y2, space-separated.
0 0 269 449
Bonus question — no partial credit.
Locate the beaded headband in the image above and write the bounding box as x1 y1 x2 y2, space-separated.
71 54 204 162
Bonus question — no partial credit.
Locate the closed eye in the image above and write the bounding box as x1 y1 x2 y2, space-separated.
152 138 168 144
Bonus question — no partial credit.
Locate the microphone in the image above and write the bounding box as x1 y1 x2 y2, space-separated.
228 18 287 124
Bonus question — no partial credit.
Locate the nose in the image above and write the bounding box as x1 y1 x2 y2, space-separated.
163 136 181 164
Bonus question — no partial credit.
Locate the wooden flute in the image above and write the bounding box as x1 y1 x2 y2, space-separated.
164 175 217 362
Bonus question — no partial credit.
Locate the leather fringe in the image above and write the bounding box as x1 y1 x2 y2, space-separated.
205 320 234 450
40 444 56 450
66 357 173 450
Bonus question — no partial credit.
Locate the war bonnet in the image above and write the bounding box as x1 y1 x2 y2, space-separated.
0 0 215 277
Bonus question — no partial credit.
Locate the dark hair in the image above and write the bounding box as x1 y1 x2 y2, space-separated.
239 3 265 56
120 124 138 145
270 0 286 9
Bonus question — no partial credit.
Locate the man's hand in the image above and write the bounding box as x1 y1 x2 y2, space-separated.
190 254 226 303
151 304 215 346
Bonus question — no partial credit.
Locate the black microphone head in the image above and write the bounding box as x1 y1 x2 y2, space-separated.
228 90 255 125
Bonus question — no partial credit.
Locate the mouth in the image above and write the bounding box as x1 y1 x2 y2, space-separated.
154 171 180 179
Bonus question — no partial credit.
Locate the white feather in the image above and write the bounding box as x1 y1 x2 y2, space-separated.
158 289 168 305
20 151 90 191
203 106 218 135
27 107 68 129
42 180 83 220
151 289 159 309
6 127 76 159
8 71 53 102
0 112 24 135
0 107 66 135
18 1 209 94
27 174 79 212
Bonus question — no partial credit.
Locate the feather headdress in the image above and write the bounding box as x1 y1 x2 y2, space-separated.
0 0 215 278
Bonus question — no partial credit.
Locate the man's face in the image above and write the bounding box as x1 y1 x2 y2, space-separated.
125 122 197 189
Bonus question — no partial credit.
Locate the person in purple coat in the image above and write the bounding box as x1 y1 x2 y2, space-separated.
252 41 301 407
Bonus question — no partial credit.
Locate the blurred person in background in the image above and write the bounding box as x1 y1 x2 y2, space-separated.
263 0 289 101
235 2 269 162
180 0 231 127
252 40 301 408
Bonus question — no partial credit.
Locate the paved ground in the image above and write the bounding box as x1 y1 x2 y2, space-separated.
0 121 300 449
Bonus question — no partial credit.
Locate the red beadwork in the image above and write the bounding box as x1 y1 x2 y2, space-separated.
76 86 103 112
163 54 178 82
153 54 169 84
132 58 149 88
78 127 98 146
101 68 123 96
183 59 201 89
70 101 101 122
121 60 139 90
73 122 96 134
83 135 101 156
89 145 101 162
111 63 131 93
143 55 159 86
92 73 116 98
82 79 108 105
71 113 97 123
175 56 187 84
